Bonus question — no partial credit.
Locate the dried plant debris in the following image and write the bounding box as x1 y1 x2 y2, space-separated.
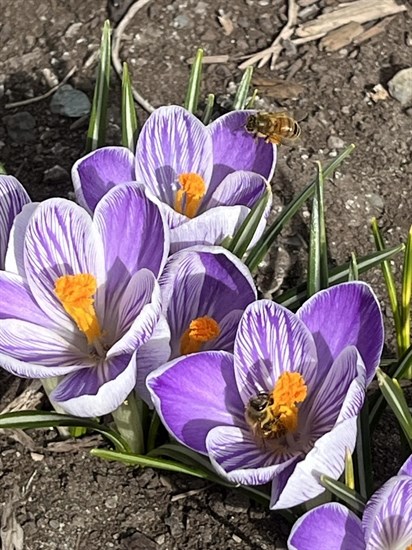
1 495 24 550
319 21 364 52
217 10 234 36
366 84 390 103
252 75 304 99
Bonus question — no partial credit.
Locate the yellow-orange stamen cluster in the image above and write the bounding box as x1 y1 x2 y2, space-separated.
55 274 101 344
174 173 206 218
180 316 220 355
270 371 307 434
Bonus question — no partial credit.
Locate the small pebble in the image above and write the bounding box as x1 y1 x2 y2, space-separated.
388 68 412 106
50 84 91 118
327 135 345 149
4 111 36 142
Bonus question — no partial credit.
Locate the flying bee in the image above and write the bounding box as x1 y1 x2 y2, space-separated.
245 392 285 439
245 111 301 145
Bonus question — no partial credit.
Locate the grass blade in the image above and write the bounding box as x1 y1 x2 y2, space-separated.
184 48 203 114
0 410 129 452
344 448 355 490
354 401 373 499
278 244 404 310
245 88 258 109
320 475 366 514
232 67 253 110
228 186 272 258
401 226 412 373
307 162 328 297
371 218 402 355
121 62 139 151
86 20 111 152
245 144 355 271
202 93 215 125
348 252 358 281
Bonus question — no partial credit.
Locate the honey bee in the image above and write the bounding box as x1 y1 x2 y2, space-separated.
245 391 285 439
245 111 301 145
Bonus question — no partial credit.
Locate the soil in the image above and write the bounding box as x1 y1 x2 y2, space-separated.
0 0 411 548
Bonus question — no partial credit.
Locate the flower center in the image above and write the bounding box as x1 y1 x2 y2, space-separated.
174 172 206 218
55 274 102 345
246 372 307 440
179 316 220 355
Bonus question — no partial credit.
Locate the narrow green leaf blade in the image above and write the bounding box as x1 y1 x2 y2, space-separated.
245 88 258 109
86 20 111 152
376 368 412 446
401 226 412 365
232 67 253 110
121 62 139 152
227 187 272 258
278 244 404 310
245 144 355 271
0 410 129 452
184 48 203 114
0 163 6 175
348 252 359 281
202 93 215 125
344 449 355 490
354 401 373 499
320 475 366 514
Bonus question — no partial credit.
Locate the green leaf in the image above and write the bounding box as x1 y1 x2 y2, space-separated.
307 162 328 297
348 252 359 281
371 218 402 355
184 48 203 114
111 391 145 454
0 410 129 452
121 62 139 151
320 475 366 514
228 186 272 259
278 244 405 310
69 426 88 438
0 163 6 175
344 449 355 490
375 368 412 447
369 345 412 430
86 20 111 152
245 144 355 272
401 226 412 368
202 93 215 125
245 89 258 109
353 401 373 499
232 67 253 110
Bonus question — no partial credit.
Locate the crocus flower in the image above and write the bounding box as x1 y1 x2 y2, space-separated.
72 106 276 252
136 246 257 404
288 454 412 549
0 175 30 268
147 282 384 509
0 183 168 417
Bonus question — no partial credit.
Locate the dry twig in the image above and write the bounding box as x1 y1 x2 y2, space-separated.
5 66 77 110
239 0 298 70
112 0 155 113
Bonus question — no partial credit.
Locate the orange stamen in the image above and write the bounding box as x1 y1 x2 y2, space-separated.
270 371 307 435
180 316 220 355
174 173 206 218
55 274 101 344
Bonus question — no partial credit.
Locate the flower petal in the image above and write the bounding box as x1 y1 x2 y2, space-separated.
135 105 213 204
146 351 244 454
51 353 138 417
0 175 31 269
203 170 268 210
206 425 299 485
0 318 90 378
5 202 38 276
135 315 171 406
234 300 318 405
208 110 276 194
399 454 412 476
364 478 412 549
170 205 253 253
288 503 365 550
297 282 384 384
72 147 136 212
23 198 105 331
160 246 256 358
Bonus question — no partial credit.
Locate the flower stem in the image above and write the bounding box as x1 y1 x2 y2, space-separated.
112 391 145 454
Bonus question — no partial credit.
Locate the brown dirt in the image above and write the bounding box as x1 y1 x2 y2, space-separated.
0 0 411 548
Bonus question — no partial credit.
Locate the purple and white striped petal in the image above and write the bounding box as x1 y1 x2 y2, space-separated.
5 202 38 276
94 183 169 315
135 315 171 406
288 503 365 550
147 351 244 454
364 478 412 549
208 110 276 195
234 300 318 405
297 282 384 384
202 171 268 210
170 205 253 253
0 175 31 269
160 246 256 358
206 425 300 485
135 106 213 205
72 147 136 212
23 198 106 332
51 352 138 417
399 454 412 476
